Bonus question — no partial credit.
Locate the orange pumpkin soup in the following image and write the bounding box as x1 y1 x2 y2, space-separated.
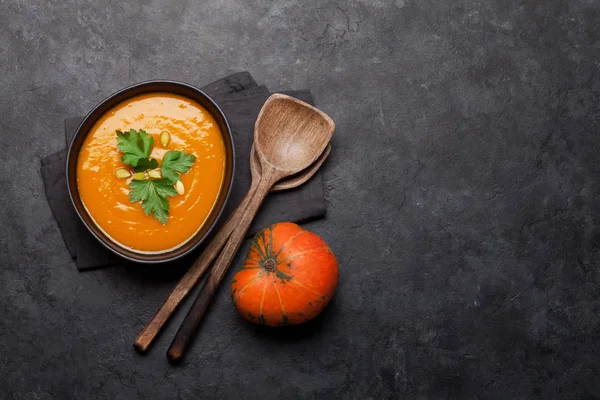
76 93 226 253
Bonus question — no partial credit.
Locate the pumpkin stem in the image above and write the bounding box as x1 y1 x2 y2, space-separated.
264 259 276 271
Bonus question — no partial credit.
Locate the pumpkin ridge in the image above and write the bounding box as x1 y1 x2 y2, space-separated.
251 230 268 260
249 245 265 263
275 229 306 258
259 229 270 258
273 276 288 325
232 271 265 304
268 225 275 257
259 278 269 325
278 246 331 263
244 256 261 264
240 258 261 269
289 279 328 300
273 268 293 283
238 266 260 271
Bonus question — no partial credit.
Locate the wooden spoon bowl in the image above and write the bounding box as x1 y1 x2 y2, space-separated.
260 143 331 192
255 95 334 173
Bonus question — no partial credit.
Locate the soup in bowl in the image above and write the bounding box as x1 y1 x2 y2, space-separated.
66 81 235 263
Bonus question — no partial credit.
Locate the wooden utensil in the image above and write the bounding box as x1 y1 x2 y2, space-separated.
262 143 331 191
167 94 334 362
134 142 332 352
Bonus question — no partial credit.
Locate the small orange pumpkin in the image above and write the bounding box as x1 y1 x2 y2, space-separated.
231 222 338 326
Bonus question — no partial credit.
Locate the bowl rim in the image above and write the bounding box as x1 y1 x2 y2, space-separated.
65 80 235 264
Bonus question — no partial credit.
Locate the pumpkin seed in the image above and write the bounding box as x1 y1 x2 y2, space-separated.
148 169 162 179
133 172 147 180
160 130 170 147
175 180 185 195
115 168 131 179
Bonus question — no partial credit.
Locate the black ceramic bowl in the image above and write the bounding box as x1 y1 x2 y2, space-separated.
66 81 235 264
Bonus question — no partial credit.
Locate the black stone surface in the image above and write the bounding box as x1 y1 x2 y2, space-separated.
1 1 600 399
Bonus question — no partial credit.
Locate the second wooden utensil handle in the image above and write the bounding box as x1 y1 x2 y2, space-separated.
167 170 279 362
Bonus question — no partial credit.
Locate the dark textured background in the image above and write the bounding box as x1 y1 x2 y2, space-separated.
1 0 600 399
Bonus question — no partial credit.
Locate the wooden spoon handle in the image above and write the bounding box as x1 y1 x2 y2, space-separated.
133 182 257 352
167 172 276 362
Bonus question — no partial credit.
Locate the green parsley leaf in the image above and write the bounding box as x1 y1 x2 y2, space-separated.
161 151 197 183
129 178 178 225
133 157 159 173
116 129 154 167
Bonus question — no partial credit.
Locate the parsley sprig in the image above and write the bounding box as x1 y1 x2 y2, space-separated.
161 151 196 183
116 129 159 172
116 129 196 224
129 178 177 224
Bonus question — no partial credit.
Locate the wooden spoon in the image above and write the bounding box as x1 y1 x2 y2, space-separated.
133 142 331 352
260 143 331 192
167 94 334 362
